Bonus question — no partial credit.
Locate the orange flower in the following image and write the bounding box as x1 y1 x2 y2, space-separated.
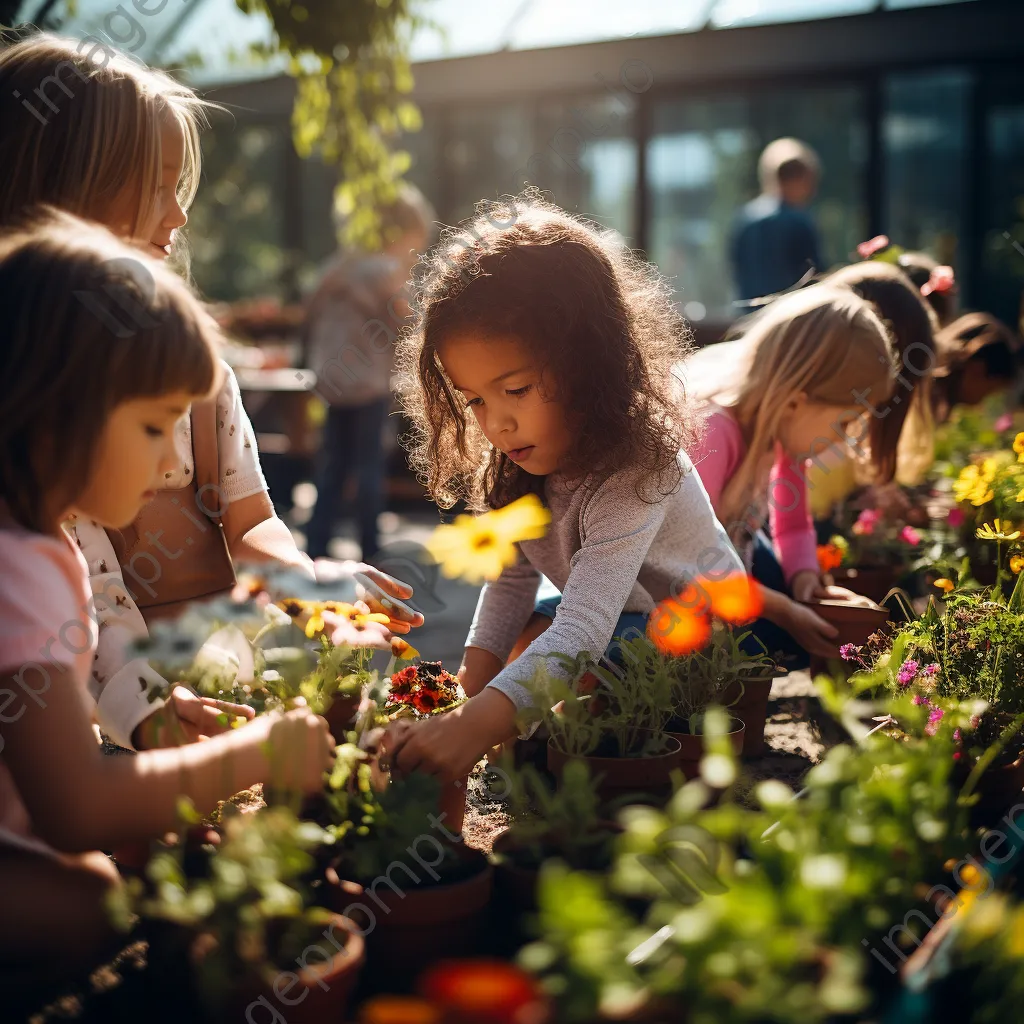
647 599 712 656
934 578 955 594
817 543 843 574
701 574 764 625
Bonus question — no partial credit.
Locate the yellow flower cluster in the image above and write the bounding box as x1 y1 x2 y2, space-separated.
277 598 390 639
953 459 998 506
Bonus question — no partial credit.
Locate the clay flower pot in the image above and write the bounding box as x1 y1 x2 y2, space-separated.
222 914 365 1024
804 597 891 666
832 565 901 604
546 733 684 803
721 672 777 757
326 847 493 988
668 716 745 780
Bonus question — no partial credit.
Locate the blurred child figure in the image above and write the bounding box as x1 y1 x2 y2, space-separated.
731 138 823 303
932 312 1022 423
303 184 435 561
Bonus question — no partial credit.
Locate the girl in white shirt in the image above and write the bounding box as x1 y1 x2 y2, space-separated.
0 34 422 750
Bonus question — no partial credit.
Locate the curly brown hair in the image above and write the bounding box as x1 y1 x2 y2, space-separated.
396 194 695 510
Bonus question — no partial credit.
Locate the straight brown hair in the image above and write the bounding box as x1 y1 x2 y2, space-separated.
0 211 220 533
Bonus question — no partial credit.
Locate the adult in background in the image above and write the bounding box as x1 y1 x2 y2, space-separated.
731 138 823 304
304 185 435 561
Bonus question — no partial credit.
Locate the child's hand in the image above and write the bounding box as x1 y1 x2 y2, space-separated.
781 599 840 659
133 686 255 749
322 602 395 651
381 688 518 784
313 559 425 634
262 706 336 793
790 569 831 604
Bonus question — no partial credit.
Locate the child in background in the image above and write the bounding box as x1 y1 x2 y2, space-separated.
683 285 899 666
0 34 421 752
932 312 1022 423
0 216 334 997
381 196 742 782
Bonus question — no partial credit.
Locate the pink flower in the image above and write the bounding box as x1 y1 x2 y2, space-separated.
928 708 945 724
897 659 920 686
922 663 940 677
948 508 965 528
840 644 860 662
857 235 890 259
853 508 882 536
912 694 930 706
921 265 956 297
996 413 1014 433
900 525 922 546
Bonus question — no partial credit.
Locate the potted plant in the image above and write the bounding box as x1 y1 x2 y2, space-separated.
843 554 1024 823
521 648 683 805
490 759 620 942
317 742 493 987
661 627 776 760
521 690 975 1024
112 803 364 1024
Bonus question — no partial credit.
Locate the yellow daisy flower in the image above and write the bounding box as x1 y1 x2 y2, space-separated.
1014 432 1024 458
425 494 552 584
976 519 1022 542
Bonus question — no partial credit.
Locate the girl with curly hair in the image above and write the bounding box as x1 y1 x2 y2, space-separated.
383 194 742 781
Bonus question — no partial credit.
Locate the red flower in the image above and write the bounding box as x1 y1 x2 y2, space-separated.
419 959 548 1024
857 234 890 259
413 689 441 714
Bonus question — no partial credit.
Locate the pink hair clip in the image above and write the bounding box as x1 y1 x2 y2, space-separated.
857 235 890 259
921 265 955 296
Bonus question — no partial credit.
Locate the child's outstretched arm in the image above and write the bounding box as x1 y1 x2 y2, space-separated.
1 666 333 853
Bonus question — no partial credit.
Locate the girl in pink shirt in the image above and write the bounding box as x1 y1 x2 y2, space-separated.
0 216 335 1001
684 285 899 664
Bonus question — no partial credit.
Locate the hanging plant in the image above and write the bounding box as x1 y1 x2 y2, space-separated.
235 0 425 250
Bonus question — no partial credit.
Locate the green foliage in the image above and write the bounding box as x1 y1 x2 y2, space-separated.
320 741 449 884
112 805 333 1007
236 0 424 250
523 700 974 1024
298 636 378 715
499 760 613 871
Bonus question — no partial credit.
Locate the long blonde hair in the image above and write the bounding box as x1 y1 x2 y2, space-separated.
686 284 897 533
0 33 210 246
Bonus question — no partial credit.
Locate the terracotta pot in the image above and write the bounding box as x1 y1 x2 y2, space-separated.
804 599 891 676
438 776 469 836
721 673 775 757
546 734 684 803
327 847 493 987
221 914 365 1024
832 565 901 604
323 691 361 739
668 717 745 780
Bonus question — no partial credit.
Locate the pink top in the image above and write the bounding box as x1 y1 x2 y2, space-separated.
691 406 820 584
0 520 95 850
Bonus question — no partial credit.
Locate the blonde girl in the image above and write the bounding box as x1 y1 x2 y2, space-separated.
0 215 333 999
684 284 898 665
0 34 420 752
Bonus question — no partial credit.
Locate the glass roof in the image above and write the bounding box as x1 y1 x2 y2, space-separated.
12 0 977 84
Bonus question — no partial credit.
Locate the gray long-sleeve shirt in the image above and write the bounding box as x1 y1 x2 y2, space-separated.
467 452 744 711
